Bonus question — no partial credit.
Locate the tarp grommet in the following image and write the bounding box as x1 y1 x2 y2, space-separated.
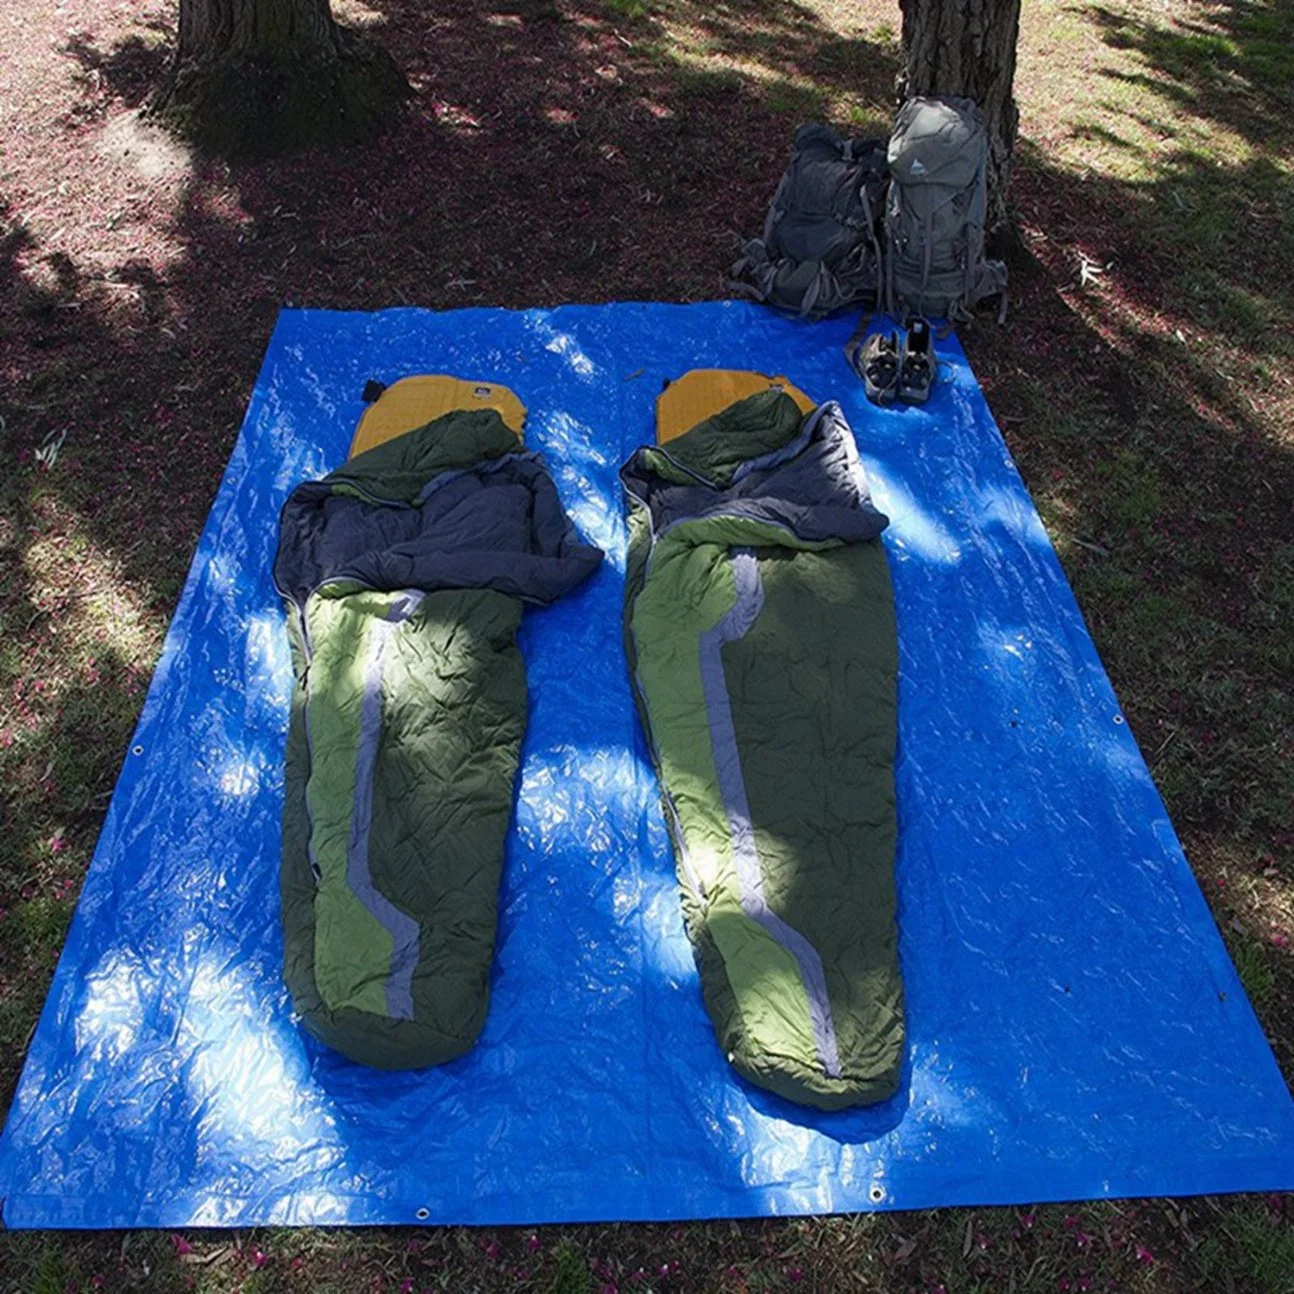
131 745 144 756
869 1184 885 1203
415 1207 430 1220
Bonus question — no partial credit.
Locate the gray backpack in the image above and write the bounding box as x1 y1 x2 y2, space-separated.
732 124 889 318
883 96 1007 321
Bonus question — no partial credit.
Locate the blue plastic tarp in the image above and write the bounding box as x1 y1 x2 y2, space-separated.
2 303 1291 1230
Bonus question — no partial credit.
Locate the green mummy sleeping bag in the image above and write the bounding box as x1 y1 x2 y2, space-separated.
621 388 904 1109
275 409 601 1068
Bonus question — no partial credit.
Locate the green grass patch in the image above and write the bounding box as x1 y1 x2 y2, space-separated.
845 102 887 132
30 1241 68 1294
548 1239 593 1294
1193 1201 1294 1294
1091 2 1294 113
11 894 73 947
1098 447 1163 534
603 0 651 18
1232 936 1278 1008
1177 269 1291 348
764 78 825 119
1260 545 1294 671
672 63 745 100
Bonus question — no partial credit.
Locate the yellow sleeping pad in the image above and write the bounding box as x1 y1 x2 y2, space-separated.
349 376 526 459
656 369 815 444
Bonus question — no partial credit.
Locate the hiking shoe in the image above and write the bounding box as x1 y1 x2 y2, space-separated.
898 316 934 404
857 330 900 405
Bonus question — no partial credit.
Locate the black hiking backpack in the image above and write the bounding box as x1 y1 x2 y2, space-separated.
731 124 890 319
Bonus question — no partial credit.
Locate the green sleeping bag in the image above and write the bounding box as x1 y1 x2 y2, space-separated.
621 389 904 1109
275 410 601 1068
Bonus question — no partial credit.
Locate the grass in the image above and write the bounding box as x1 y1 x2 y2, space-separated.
1234 935 1278 1009
764 79 827 118
4 1204 1294 1291
0 0 1291 1289
603 0 651 18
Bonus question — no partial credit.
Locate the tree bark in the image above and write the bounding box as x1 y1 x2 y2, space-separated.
898 0 1021 233
152 0 409 156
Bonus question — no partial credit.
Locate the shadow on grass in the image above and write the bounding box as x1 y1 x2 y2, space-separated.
1085 0 1294 145
995 3 1294 924
977 128 1294 1072
997 142 1294 829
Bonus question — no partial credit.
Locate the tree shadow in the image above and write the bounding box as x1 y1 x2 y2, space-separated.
62 27 173 106
2 0 1291 1119
1 0 902 1124
1083 0 1294 146
971 128 1294 1071
0 204 162 1110
1006 2 1294 886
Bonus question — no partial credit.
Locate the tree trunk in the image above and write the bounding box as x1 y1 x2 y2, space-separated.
898 0 1021 233
152 0 409 156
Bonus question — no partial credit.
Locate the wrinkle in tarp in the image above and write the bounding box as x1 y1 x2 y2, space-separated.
0 303 1290 1228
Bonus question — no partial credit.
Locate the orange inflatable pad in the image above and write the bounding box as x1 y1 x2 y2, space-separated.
656 370 815 445
349 376 526 459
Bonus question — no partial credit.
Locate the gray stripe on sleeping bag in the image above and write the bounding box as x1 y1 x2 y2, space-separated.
349 590 425 1021
698 548 843 1080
